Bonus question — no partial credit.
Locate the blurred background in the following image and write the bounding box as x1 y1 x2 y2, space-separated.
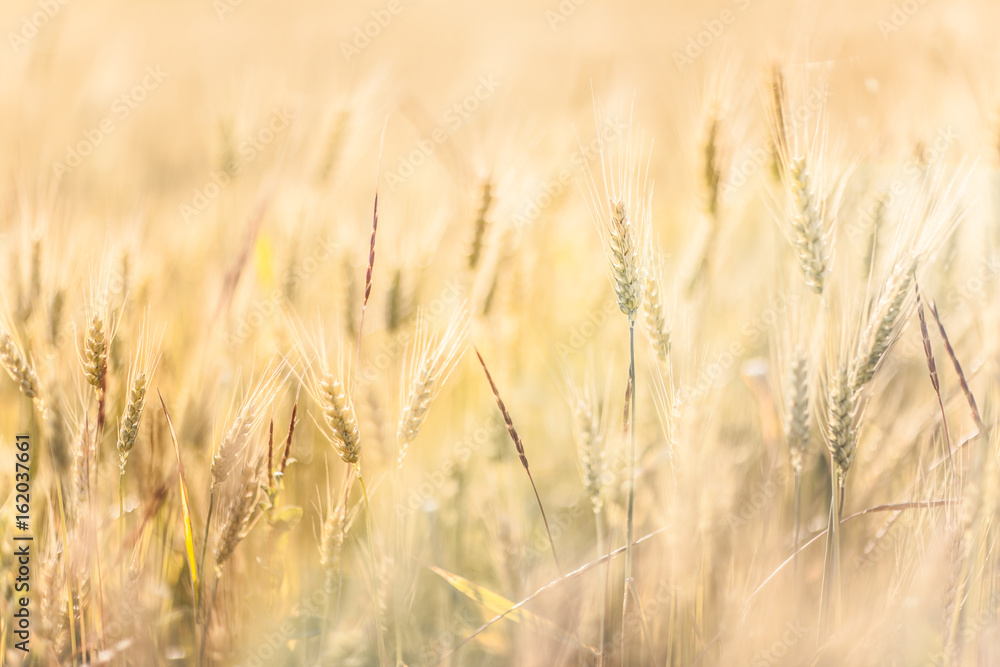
1 0 999 665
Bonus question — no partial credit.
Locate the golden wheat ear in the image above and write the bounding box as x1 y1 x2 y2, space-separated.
396 306 469 465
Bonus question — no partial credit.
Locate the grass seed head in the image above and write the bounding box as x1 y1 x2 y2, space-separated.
826 362 857 481
784 350 810 474
320 374 361 465
0 331 40 399
788 157 829 294
643 253 671 362
117 371 148 473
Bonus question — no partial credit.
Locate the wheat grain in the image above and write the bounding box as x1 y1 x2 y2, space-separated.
320 374 362 465
320 498 348 590
0 331 40 399
784 350 810 475
475 347 561 571
826 362 856 484
211 370 281 488
84 315 107 390
608 199 645 319
117 372 147 473
787 158 828 294
396 308 469 464
642 253 671 363
852 259 916 393
386 267 414 333
929 300 985 434
703 115 722 220
469 178 493 270
570 386 605 514
214 456 263 568
49 288 65 347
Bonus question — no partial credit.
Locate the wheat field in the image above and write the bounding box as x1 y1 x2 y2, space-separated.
1 0 1000 665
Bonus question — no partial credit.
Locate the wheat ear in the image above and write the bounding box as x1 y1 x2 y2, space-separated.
320 374 362 465
608 199 645 318
643 252 671 363
787 157 828 294
915 283 954 478
475 348 561 572
929 300 985 434
396 308 469 465
468 178 493 270
84 314 108 433
851 260 916 393
820 361 856 635
1 331 40 400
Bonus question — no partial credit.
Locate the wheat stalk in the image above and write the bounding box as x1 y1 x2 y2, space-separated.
116 321 159 593
566 370 608 663
784 347 810 568
201 454 264 665
580 109 651 663
200 367 283 601
820 360 856 635
300 334 387 663
392 309 466 666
